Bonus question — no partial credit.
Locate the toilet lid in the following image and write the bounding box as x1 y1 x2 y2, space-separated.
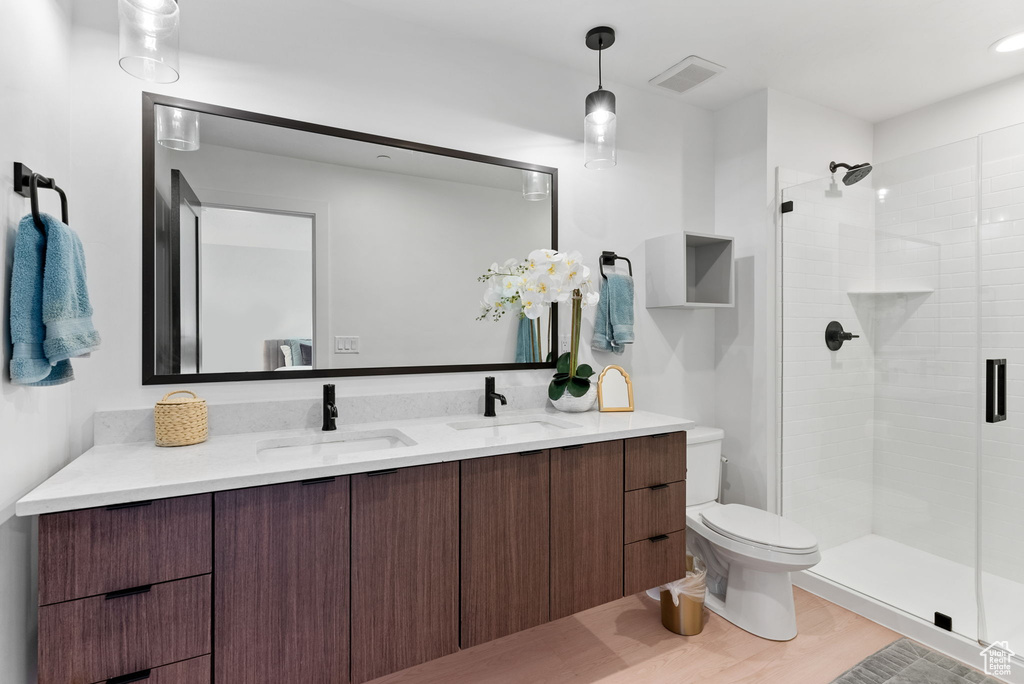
700 504 818 552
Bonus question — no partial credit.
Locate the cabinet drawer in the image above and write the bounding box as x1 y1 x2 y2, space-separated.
96 655 211 684
39 494 212 605
624 482 686 543
38 575 211 684
623 530 687 596
624 433 686 490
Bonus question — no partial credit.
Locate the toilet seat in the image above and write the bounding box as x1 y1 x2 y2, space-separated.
700 504 817 553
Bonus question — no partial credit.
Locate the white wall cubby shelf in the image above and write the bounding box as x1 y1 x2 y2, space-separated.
645 231 735 309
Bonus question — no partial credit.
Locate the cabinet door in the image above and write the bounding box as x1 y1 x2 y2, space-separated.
461 450 549 648
550 441 624 620
351 463 459 683
214 477 350 684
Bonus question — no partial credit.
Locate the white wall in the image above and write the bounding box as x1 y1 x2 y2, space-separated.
0 4 80 683
875 72 1024 162
713 90 769 508
67 11 718 415
715 89 873 511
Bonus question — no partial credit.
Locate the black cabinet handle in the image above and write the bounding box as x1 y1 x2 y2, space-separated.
105 500 153 511
520 450 543 456
561 444 585 450
987 359 1007 423
107 671 151 684
648 483 670 491
105 585 152 600
650 433 670 439
366 468 397 477
301 476 336 485
648 534 670 543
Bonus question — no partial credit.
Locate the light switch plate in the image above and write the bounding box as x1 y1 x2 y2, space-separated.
334 336 360 354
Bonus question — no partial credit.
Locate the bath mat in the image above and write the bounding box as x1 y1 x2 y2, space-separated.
830 638 1001 684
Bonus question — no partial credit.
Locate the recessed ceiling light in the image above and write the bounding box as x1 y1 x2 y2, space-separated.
991 31 1024 53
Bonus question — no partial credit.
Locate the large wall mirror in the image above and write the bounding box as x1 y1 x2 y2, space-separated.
143 94 557 384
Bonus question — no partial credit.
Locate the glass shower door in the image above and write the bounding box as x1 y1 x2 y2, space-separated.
780 138 982 641
978 123 1024 659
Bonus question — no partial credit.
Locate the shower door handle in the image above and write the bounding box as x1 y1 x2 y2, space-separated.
986 359 1007 423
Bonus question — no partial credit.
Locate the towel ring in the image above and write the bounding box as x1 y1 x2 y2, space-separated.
599 250 632 279
14 162 69 234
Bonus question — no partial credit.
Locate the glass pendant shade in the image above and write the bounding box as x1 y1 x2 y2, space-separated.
522 170 551 201
584 89 617 170
156 106 200 151
119 0 180 84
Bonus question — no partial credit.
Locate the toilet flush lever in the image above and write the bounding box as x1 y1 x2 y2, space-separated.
825 321 859 351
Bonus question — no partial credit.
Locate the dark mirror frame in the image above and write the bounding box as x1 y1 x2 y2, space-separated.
142 92 558 385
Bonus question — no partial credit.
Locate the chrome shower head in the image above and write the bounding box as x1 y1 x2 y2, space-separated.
829 161 873 186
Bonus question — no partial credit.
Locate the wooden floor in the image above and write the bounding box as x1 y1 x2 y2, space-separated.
369 588 900 684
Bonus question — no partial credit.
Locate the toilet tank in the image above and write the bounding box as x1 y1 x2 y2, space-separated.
686 426 725 506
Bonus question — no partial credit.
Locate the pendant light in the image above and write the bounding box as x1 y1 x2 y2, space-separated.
522 170 551 201
584 26 616 170
156 105 200 151
118 0 181 84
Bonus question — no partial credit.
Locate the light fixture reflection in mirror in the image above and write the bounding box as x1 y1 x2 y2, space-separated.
522 170 551 201
598 364 634 412
156 105 199 151
118 0 180 84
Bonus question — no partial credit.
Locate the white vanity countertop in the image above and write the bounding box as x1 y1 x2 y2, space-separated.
17 409 693 516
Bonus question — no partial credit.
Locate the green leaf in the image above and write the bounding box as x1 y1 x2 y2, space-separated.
556 352 571 375
575 364 594 379
548 377 569 400
546 351 555 363
552 372 570 381
567 377 591 397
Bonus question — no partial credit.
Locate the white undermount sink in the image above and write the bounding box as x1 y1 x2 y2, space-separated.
447 414 580 437
256 429 415 459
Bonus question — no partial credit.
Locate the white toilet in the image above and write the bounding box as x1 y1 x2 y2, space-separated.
676 426 820 641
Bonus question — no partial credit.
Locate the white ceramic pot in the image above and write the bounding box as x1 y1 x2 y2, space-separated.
550 382 598 412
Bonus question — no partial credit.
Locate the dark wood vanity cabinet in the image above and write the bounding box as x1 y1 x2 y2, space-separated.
622 433 688 595
213 477 350 684
36 431 685 683
461 450 550 647
350 462 460 684
36 494 213 684
550 441 625 620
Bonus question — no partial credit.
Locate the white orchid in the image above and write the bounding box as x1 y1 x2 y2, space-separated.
477 248 600 320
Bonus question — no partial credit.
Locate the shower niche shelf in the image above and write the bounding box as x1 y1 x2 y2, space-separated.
847 288 934 296
645 231 735 309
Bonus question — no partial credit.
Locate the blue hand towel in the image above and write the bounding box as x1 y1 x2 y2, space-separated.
9 214 99 386
515 315 538 363
591 273 634 356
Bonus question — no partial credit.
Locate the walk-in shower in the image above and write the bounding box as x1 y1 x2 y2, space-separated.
780 129 1023 673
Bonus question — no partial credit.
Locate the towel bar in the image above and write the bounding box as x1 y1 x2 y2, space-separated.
599 250 632 279
13 162 69 234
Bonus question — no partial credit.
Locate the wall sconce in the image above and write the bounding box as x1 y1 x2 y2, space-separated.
522 171 550 201
118 0 180 83
156 105 199 151
584 26 616 170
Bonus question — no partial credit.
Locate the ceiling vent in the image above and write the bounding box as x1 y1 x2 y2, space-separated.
649 55 725 95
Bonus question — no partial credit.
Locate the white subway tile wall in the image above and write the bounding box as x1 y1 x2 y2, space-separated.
781 175 876 551
872 144 978 569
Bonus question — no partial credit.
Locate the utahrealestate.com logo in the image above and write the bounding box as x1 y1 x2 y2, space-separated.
981 641 1015 678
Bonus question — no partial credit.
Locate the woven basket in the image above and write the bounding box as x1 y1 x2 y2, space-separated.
154 390 209 447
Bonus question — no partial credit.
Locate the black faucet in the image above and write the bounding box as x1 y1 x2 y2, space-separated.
322 383 338 431
484 376 507 417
